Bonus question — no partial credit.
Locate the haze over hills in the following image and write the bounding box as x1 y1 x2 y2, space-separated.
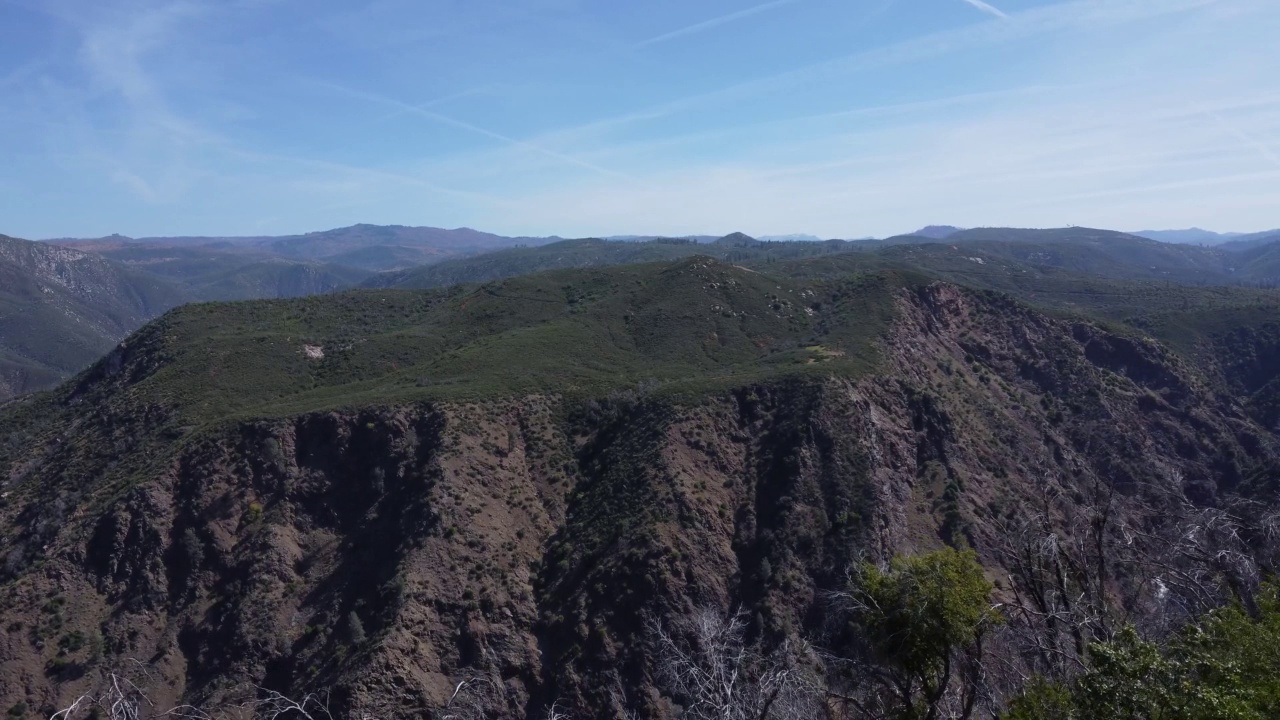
362 232 894 290
1219 232 1280 252
757 233 826 242
910 225 964 239
917 225 1280 247
264 224 558 267
53 224 564 273
3 225 523 398
1133 227 1280 245
0 235 187 399
71 243 372 302
5 223 1279 401
0 224 569 396
1 233 356 400
367 226 1280 293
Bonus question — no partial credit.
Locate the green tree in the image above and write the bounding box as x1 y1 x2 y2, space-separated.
1001 678 1073 720
832 548 1000 720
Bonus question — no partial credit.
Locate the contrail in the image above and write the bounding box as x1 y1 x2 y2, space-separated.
637 0 799 48
1209 112 1280 170
960 0 1008 19
313 81 636 182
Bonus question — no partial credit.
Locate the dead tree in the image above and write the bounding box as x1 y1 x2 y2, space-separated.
44 673 383 720
993 466 1280 705
1127 490 1280 628
990 476 1132 685
648 606 821 720
46 670 155 720
437 677 502 720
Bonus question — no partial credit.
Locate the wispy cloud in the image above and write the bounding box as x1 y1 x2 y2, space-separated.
535 0 1225 152
76 2 204 118
28 1 495 211
4 0 1276 239
1016 169 1280 206
544 82 1105 167
483 62 1280 237
1209 112 1280 169
219 145 506 205
55 1 221 202
373 85 504 124
636 0 798 48
960 0 1009 19
311 80 638 183
109 169 160 203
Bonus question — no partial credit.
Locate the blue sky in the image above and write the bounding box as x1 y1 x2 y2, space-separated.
1 0 1277 239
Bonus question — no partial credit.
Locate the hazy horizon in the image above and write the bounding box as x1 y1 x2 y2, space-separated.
2 0 1278 239
30 222 1280 244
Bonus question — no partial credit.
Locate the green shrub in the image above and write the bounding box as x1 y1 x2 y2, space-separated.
1004 584 1280 719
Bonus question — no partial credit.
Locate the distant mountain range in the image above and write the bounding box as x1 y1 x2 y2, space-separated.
911 225 964 239
911 225 1280 247
3 222 1279 399
52 224 563 272
602 233 847 243
367 226 1280 293
0 224 575 398
1131 228 1280 245
757 233 826 242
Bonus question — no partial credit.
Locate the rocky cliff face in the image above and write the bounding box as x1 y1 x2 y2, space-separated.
0 283 1275 719
0 235 186 401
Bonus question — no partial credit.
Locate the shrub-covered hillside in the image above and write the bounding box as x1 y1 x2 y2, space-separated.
1 255 1278 718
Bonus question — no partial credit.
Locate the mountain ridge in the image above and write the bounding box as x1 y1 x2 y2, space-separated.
1133 227 1280 245
50 224 565 273
10 224 1280 400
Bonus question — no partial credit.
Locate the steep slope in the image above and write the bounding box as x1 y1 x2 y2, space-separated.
181 260 370 302
0 236 378 398
0 259 1276 719
1228 239 1280 286
1124 302 1280 433
325 245 439 272
77 244 371 301
0 235 186 400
